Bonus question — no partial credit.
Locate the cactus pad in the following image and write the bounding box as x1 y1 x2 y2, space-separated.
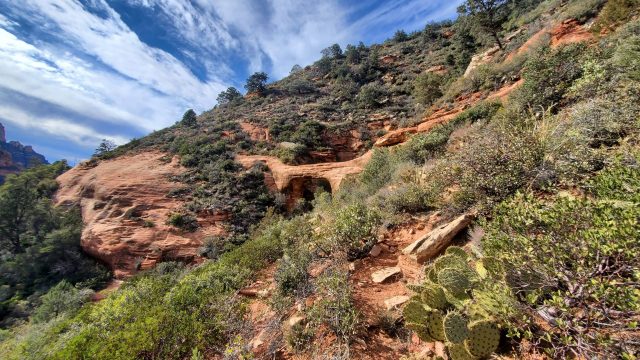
421 283 449 310
407 283 425 293
448 343 477 360
402 299 428 324
443 312 469 344
434 254 468 273
437 267 472 299
445 246 468 259
465 320 500 357
406 322 433 342
425 265 438 282
424 308 445 341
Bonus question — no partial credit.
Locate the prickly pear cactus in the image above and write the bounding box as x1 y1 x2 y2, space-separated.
407 283 425 293
464 320 500 357
434 254 468 273
445 245 468 259
437 267 472 299
425 265 438 282
448 342 477 360
424 308 445 341
402 299 428 324
403 252 502 359
443 311 469 344
421 283 448 310
406 322 434 342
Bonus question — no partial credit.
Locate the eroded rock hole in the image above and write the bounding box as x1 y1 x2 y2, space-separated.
285 177 332 212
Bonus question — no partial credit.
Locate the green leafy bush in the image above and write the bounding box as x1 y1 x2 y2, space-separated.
482 158 640 357
166 212 199 232
309 270 359 343
327 203 381 260
511 44 586 113
32 281 93 323
413 72 443 106
356 82 388 109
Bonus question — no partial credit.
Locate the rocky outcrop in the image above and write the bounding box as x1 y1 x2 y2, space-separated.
403 213 474 263
0 123 48 183
464 45 501 77
551 18 593 46
55 151 224 278
237 151 371 200
240 121 270 142
507 19 593 62
374 80 519 147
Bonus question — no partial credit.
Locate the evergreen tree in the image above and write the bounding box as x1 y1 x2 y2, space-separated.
94 139 116 157
216 87 243 105
458 0 509 49
244 72 269 95
181 109 197 126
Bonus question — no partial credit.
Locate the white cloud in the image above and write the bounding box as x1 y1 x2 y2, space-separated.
0 0 461 161
7 0 228 110
0 105 130 147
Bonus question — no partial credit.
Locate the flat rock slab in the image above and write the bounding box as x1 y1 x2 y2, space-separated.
384 295 411 310
371 267 402 283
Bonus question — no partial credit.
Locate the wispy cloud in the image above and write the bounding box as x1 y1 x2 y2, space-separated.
0 104 129 147
0 0 461 161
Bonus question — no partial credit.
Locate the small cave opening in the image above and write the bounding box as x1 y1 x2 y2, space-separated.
284 177 332 212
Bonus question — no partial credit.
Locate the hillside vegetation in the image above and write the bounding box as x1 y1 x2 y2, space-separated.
1 0 640 359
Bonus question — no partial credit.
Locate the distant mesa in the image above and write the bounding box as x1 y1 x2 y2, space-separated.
0 123 48 183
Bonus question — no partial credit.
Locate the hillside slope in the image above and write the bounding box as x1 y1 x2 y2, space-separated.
2 0 640 359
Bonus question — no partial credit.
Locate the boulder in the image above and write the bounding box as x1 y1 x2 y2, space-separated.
384 295 411 310
403 214 474 263
371 267 402 283
369 244 382 257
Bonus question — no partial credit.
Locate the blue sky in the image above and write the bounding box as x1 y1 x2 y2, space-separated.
0 0 462 163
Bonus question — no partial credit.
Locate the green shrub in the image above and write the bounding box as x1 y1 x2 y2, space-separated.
274 247 311 295
286 322 314 352
593 0 639 32
327 203 381 260
166 212 199 232
359 149 398 192
398 125 453 164
453 121 544 211
309 270 359 342
356 82 387 109
413 73 443 106
32 281 93 323
482 162 640 358
386 183 435 213
511 44 586 113
273 143 307 164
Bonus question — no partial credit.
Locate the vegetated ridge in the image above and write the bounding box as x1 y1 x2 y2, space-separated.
1 0 639 359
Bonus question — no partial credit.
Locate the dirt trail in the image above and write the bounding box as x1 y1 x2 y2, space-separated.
348 214 441 359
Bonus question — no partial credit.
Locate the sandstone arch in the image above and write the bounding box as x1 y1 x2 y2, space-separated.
236 152 371 208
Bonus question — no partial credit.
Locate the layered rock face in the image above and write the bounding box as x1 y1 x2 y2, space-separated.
0 123 48 183
55 151 224 278
236 152 372 210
